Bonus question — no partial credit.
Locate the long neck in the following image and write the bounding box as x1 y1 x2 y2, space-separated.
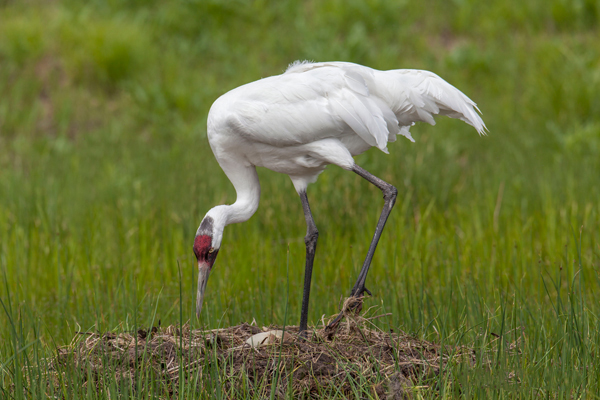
221 162 260 224
201 163 260 248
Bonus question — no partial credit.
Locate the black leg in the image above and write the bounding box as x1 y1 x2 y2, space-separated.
299 190 319 336
327 164 397 328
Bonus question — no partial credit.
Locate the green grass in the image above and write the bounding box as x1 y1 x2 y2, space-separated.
1 0 600 398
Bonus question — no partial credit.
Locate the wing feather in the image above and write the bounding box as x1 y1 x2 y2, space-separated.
213 61 485 156
330 87 390 152
388 70 487 135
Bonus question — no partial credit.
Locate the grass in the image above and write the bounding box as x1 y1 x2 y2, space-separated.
1 0 599 398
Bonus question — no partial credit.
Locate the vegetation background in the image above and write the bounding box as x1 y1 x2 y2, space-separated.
1 0 599 397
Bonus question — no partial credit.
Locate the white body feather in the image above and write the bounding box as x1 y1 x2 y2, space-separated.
202 61 485 247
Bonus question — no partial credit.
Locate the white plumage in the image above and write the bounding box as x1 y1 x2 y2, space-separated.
193 61 485 332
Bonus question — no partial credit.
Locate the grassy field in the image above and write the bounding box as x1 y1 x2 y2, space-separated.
1 0 599 398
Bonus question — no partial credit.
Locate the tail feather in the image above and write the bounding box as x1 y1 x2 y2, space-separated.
382 69 487 138
286 61 486 150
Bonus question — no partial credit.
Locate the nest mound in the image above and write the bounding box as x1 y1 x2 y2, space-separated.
50 312 475 398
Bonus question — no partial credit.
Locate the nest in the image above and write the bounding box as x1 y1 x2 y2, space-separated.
47 309 478 399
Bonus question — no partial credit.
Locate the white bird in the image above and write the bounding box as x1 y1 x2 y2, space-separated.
193 61 486 334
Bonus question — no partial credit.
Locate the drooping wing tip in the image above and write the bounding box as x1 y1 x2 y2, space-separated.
479 123 489 136
471 103 488 136
399 125 416 143
473 118 488 136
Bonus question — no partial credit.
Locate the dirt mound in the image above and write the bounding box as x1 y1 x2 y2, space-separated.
49 311 475 398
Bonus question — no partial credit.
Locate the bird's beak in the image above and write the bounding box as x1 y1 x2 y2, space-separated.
196 262 211 318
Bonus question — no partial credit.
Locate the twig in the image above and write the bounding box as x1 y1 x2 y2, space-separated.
364 313 392 321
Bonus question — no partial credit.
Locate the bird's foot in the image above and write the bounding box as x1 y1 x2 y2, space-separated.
325 286 372 333
355 286 372 297
297 329 309 341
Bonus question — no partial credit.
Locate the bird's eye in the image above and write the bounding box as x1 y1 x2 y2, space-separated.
208 247 215 253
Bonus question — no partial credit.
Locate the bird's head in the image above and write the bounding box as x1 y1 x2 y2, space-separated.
194 215 221 318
